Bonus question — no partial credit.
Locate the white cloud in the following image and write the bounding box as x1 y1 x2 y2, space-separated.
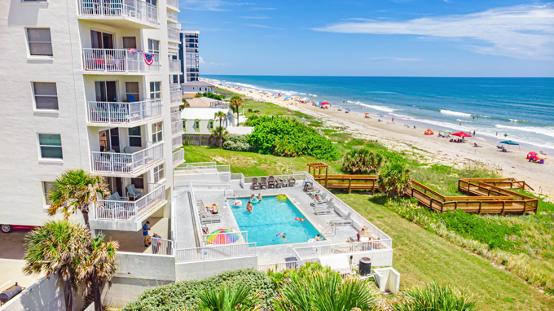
314 4 554 59
199 56 206 65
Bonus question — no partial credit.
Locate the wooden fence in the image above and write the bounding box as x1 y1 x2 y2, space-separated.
313 174 378 193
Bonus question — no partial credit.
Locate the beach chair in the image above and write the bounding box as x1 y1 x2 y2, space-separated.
313 204 334 215
277 177 286 188
197 200 221 224
303 181 314 192
328 219 353 227
260 177 268 189
126 184 143 200
267 176 276 189
310 194 331 206
250 177 260 190
288 177 296 187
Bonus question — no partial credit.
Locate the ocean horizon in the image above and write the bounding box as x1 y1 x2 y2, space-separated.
206 75 554 151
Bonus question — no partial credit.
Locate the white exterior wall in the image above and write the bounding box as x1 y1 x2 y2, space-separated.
0 0 181 227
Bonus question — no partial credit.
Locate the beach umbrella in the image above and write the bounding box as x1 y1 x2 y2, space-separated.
205 228 239 245
452 131 472 138
500 140 519 146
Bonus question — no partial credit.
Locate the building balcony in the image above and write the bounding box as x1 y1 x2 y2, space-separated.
172 135 182 150
171 120 183 136
169 58 181 73
87 99 162 127
90 184 166 231
173 148 184 166
168 25 180 42
90 143 164 178
78 0 159 29
166 0 179 11
82 48 160 74
170 85 182 104
167 10 178 22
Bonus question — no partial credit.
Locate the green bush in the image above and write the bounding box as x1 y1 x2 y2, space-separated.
222 135 252 152
342 148 385 174
393 282 475 311
378 162 411 197
196 92 225 100
247 116 338 160
123 270 275 311
198 284 256 311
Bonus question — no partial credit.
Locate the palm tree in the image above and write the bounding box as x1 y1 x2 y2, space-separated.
214 111 227 128
198 284 256 311
393 282 475 311
229 95 244 126
274 268 376 311
77 235 119 311
24 220 90 311
342 148 385 174
48 169 109 230
378 162 411 197
211 126 229 148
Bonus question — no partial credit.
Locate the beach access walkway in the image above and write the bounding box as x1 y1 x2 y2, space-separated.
307 162 378 193
410 178 538 215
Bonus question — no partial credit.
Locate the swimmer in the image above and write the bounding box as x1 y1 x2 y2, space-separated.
257 193 262 201
250 194 255 200
246 201 253 213
233 199 242 207
276 232 287 240
295 217 305 222
314 234 322 241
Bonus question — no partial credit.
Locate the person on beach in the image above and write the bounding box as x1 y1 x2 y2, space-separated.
246 201 253 213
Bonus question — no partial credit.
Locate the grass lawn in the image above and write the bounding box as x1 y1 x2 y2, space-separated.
338 193 554 310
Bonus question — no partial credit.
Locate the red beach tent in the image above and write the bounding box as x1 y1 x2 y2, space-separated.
451 131 472 138
319 101 330 109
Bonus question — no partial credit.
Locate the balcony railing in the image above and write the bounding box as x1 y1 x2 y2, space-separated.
78 0 159 25
169 58 181 72
83 48 160 73
91 143 164 175
171 120 182 135
87 99 162 125
170 85 182 103
166 0 179 9
172 148 184 165
94 184 165 221
167 10 178 21
172 135 182 149
175 243 257 263
168 25 180 41
171 110 180 122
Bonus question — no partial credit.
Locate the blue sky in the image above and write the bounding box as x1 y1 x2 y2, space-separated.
180 0 554 77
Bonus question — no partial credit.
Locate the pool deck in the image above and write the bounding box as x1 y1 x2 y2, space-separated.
173 171 392 266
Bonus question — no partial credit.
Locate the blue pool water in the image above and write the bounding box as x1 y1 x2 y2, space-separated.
231 195 322 247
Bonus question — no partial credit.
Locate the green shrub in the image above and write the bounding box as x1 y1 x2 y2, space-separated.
247 116 338 160
198 284 256 311
196 92 225 100
378 162 411 197
342 148 385 174
223 135 252 152
393 282 475 311
123 270 275 311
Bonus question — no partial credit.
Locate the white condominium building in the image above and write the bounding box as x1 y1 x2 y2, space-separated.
0 0 185 238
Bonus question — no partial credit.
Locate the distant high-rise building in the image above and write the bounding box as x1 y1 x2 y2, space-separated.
179 31 200 83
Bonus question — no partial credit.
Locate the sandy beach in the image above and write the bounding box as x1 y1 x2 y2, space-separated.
208 79 554 198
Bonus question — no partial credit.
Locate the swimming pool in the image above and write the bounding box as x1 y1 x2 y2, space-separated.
231 195 323 247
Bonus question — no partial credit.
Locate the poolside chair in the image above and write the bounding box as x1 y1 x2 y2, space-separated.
329 219 353 227
197 200 221 224
303 181 314 192
277 177 286 188
334 205 352 220
250 177 260 190
126 184 143 201
260 177 268 189
313 204 334 215
288 177 296 187
268 176 276 189
310 195 331 207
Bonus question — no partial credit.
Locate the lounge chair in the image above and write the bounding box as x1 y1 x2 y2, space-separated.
126 184 143 200
260 177 268 189
303 181 314 192
268 176 276 189
277 177 286 188
313 205 334 215
310 194 331 206
197 200 221 224
334 205 351 219
250 177 260 190
288 177 296 187
329 219 353 226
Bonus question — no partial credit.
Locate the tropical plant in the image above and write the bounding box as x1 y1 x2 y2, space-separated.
378 162 411 197
24 220 90 311
393 282 475 311
211 126 229 148
274 264 376 311
342 148 385 174
229 95 244 125
214 111 227 128
223 135 252 152
48 169 109 230
76 235 119 311
198 284 257 311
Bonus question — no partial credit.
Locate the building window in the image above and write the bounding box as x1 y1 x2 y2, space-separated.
207 120 214 129
152 122 163 143
42 181 54 205
147 39 159 54
38 133 62 159
32 82 58 110
27 28 53 56
193 119 200 131
131 176 144 190
128 126 142 147
149 81 161 99
153 164 164 183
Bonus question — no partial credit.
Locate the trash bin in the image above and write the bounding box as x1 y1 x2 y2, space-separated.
359 257 372 276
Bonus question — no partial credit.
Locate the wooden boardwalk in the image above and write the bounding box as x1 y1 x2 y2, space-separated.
307 162 378 193
410 178 538 215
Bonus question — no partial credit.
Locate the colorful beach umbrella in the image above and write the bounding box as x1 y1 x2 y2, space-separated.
452 131 472 138
500 140 519 146
205 228 239 245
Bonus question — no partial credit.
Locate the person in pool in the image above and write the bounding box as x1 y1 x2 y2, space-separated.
257 193 262 201
276 232 287 240
246 201 253 213
314 234 322 241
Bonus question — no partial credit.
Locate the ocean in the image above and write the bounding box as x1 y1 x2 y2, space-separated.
206 75 554 151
